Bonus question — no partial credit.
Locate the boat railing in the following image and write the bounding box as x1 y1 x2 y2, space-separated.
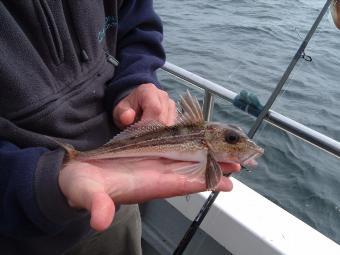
161 61 340 158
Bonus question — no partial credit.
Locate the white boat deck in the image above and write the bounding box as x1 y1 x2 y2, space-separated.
167 177 340 255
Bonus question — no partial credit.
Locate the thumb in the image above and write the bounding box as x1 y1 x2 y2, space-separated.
89 192 116 232
113 100 136 129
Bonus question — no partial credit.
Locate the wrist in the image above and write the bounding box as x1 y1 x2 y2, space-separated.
58 160 88 209
58 160 108 211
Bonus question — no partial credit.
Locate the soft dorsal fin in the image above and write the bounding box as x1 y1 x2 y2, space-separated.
108 119 166 143
176 90 204 126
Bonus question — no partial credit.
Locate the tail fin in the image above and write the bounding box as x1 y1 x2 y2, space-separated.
44 136 78 160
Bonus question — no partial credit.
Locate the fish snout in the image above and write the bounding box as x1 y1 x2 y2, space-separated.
241 141 264 167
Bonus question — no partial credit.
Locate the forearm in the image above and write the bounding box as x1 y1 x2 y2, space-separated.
104 0 166 111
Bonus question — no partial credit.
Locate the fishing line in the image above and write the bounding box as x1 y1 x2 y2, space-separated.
247 0 332 138
172 0 332 254
224 36 269 93
294 28 313 62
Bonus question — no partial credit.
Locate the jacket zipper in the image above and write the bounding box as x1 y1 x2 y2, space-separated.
105 52 119 66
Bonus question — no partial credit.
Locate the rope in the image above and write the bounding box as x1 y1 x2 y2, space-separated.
233 90 263 117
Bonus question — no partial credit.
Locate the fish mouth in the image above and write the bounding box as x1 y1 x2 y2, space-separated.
241 150 263 167
240 141 264 167
214 148 263 166
214 140 264 166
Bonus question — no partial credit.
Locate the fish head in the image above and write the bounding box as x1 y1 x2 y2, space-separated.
205 123 264 166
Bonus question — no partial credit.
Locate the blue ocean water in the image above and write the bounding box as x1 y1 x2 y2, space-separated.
155 0 340 245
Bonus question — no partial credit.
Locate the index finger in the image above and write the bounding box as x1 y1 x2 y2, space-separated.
219 163 241 174
139 92 163 121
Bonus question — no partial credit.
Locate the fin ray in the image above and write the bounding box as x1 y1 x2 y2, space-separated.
43 135 77 160
172 161 206 177
176 90 204 126
108 119 166 143
205 151 223 190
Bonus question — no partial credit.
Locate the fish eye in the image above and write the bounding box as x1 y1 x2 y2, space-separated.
224 131 240 144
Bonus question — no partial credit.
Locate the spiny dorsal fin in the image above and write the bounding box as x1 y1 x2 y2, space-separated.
176 90 204 126
108 119 166 143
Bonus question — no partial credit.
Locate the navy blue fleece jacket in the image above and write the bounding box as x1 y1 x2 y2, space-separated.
0 0 165 253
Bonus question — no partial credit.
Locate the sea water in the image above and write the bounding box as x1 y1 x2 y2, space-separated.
155 0 340 245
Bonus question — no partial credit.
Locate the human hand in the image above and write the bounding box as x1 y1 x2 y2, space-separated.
113 83 177 129
58 158 240 232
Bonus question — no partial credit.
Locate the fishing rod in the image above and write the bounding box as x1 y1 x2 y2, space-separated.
172 0 333 254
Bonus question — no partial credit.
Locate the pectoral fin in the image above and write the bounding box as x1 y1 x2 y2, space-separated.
206 151 223 190
172 161 206 178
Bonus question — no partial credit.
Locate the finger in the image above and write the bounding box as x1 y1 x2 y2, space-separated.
155 93 169 124
89 192 116 232
215 176 234 192
140 92 163 122
118 108 136 128
179 173 233 193
156 90 175 125
150 91 176 125
219 163 241 174
139 85 172 124
113 100 136 129
167 99 177 126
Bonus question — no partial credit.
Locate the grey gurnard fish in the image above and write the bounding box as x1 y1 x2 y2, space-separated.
57 91 264 190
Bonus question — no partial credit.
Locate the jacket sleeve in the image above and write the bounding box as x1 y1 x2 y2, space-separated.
0 140 85 238
104 0 166 111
